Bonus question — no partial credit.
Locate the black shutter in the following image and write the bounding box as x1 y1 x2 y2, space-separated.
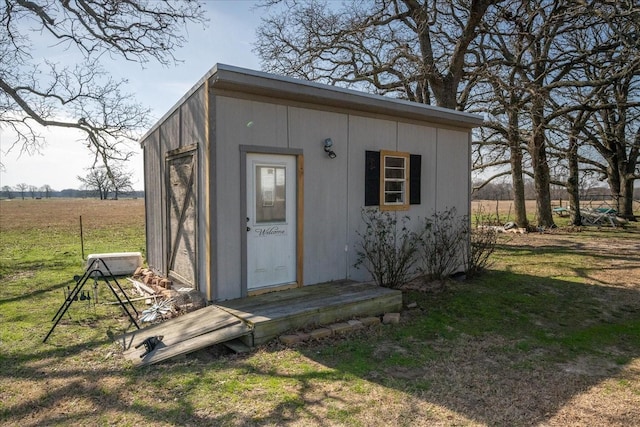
365 151 380 206
409 154 421 205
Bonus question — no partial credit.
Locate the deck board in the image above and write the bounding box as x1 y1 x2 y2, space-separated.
217 281 401 345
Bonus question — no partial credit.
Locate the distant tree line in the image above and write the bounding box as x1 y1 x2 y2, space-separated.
2 164 142 200
1 185 143 200
472 179 640 202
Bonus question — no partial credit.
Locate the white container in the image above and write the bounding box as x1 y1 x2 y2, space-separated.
86 252 143 276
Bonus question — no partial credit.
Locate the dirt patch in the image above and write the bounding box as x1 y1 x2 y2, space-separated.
497 228 640 289
558 354 621 376
372 341 410 361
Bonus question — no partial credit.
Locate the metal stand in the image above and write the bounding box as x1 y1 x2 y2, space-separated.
43 258 140 343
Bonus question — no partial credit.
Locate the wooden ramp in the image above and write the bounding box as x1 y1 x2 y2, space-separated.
118 305 252 367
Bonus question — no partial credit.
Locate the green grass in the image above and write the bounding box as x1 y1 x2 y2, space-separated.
2 200 640 425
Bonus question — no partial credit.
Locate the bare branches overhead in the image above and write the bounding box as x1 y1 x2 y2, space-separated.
9 0 205 64
255 0 502 109
0 0 207 168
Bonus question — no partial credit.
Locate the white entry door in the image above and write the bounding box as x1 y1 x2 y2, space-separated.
246 153 297 290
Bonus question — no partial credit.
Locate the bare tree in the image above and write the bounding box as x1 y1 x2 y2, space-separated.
473 0 640 227
78 167 112 200
15 182 27 200
110 166 135 200
0 1 206 169
28 185 38 199
547 1 640 221
255 0 501 109
256 0 640 225
1 185 13 199
471 23 531 228
41 184 53 199
582 90 640 218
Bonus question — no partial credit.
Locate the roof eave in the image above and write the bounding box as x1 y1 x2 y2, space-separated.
210 64 484 129
140 63 484 146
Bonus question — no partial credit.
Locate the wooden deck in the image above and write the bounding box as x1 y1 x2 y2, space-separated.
218 280 402 346
117 280 402 366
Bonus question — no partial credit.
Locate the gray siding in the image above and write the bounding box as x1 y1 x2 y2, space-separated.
141 64 480 301
346 116 398 282
212 98 474 297
397 122 438 219
185 87 208 294
213 96 289 300
143 130 164 274
288 107 349 285
435 128 470 212
141 85 207 286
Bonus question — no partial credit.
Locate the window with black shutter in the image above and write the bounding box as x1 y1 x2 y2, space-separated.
364 151 380 206
365 150 421 210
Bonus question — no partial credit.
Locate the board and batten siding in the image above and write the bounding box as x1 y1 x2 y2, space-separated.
212 96 289 300
212 95 472 291
143 129 165 275
346 115 399 282
288 107 349 285
141 63 483 301
142 84 208 290
435 128 471 212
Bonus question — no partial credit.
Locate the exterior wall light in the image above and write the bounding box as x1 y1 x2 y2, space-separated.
324 138 337 159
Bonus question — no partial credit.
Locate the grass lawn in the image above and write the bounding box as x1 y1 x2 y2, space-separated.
2 199 640 425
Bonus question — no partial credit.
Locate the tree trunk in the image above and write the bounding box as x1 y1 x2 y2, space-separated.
508 110 528 228
619 127 640 220
510 149 528 228
606 161 621 212
619 175 636 220
532 148 555 228
418 0 495 110
567 132 582 226
530 98 555 228
431 77 458 109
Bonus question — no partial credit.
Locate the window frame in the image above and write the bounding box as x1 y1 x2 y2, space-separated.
379 150 410 211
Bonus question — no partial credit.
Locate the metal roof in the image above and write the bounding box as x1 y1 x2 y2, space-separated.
140 63 484 143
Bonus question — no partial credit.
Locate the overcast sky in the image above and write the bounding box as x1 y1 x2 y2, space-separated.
0 1 263 191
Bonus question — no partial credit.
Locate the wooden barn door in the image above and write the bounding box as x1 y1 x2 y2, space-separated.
166 146 197 289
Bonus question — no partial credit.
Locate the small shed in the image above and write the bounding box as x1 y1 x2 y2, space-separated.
140 64 483 302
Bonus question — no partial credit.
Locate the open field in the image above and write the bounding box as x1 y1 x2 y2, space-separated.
2 199 640 425
472 198 640 226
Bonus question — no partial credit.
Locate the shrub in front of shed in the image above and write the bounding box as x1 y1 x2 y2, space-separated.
417 208 468 281
354 208 422 289
464 226 497 278
355 207 497 288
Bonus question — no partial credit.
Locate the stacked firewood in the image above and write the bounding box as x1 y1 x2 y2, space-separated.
129 267 206 322
132 267 175 297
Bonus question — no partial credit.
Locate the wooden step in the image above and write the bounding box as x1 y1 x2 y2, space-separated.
223 338 252 354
